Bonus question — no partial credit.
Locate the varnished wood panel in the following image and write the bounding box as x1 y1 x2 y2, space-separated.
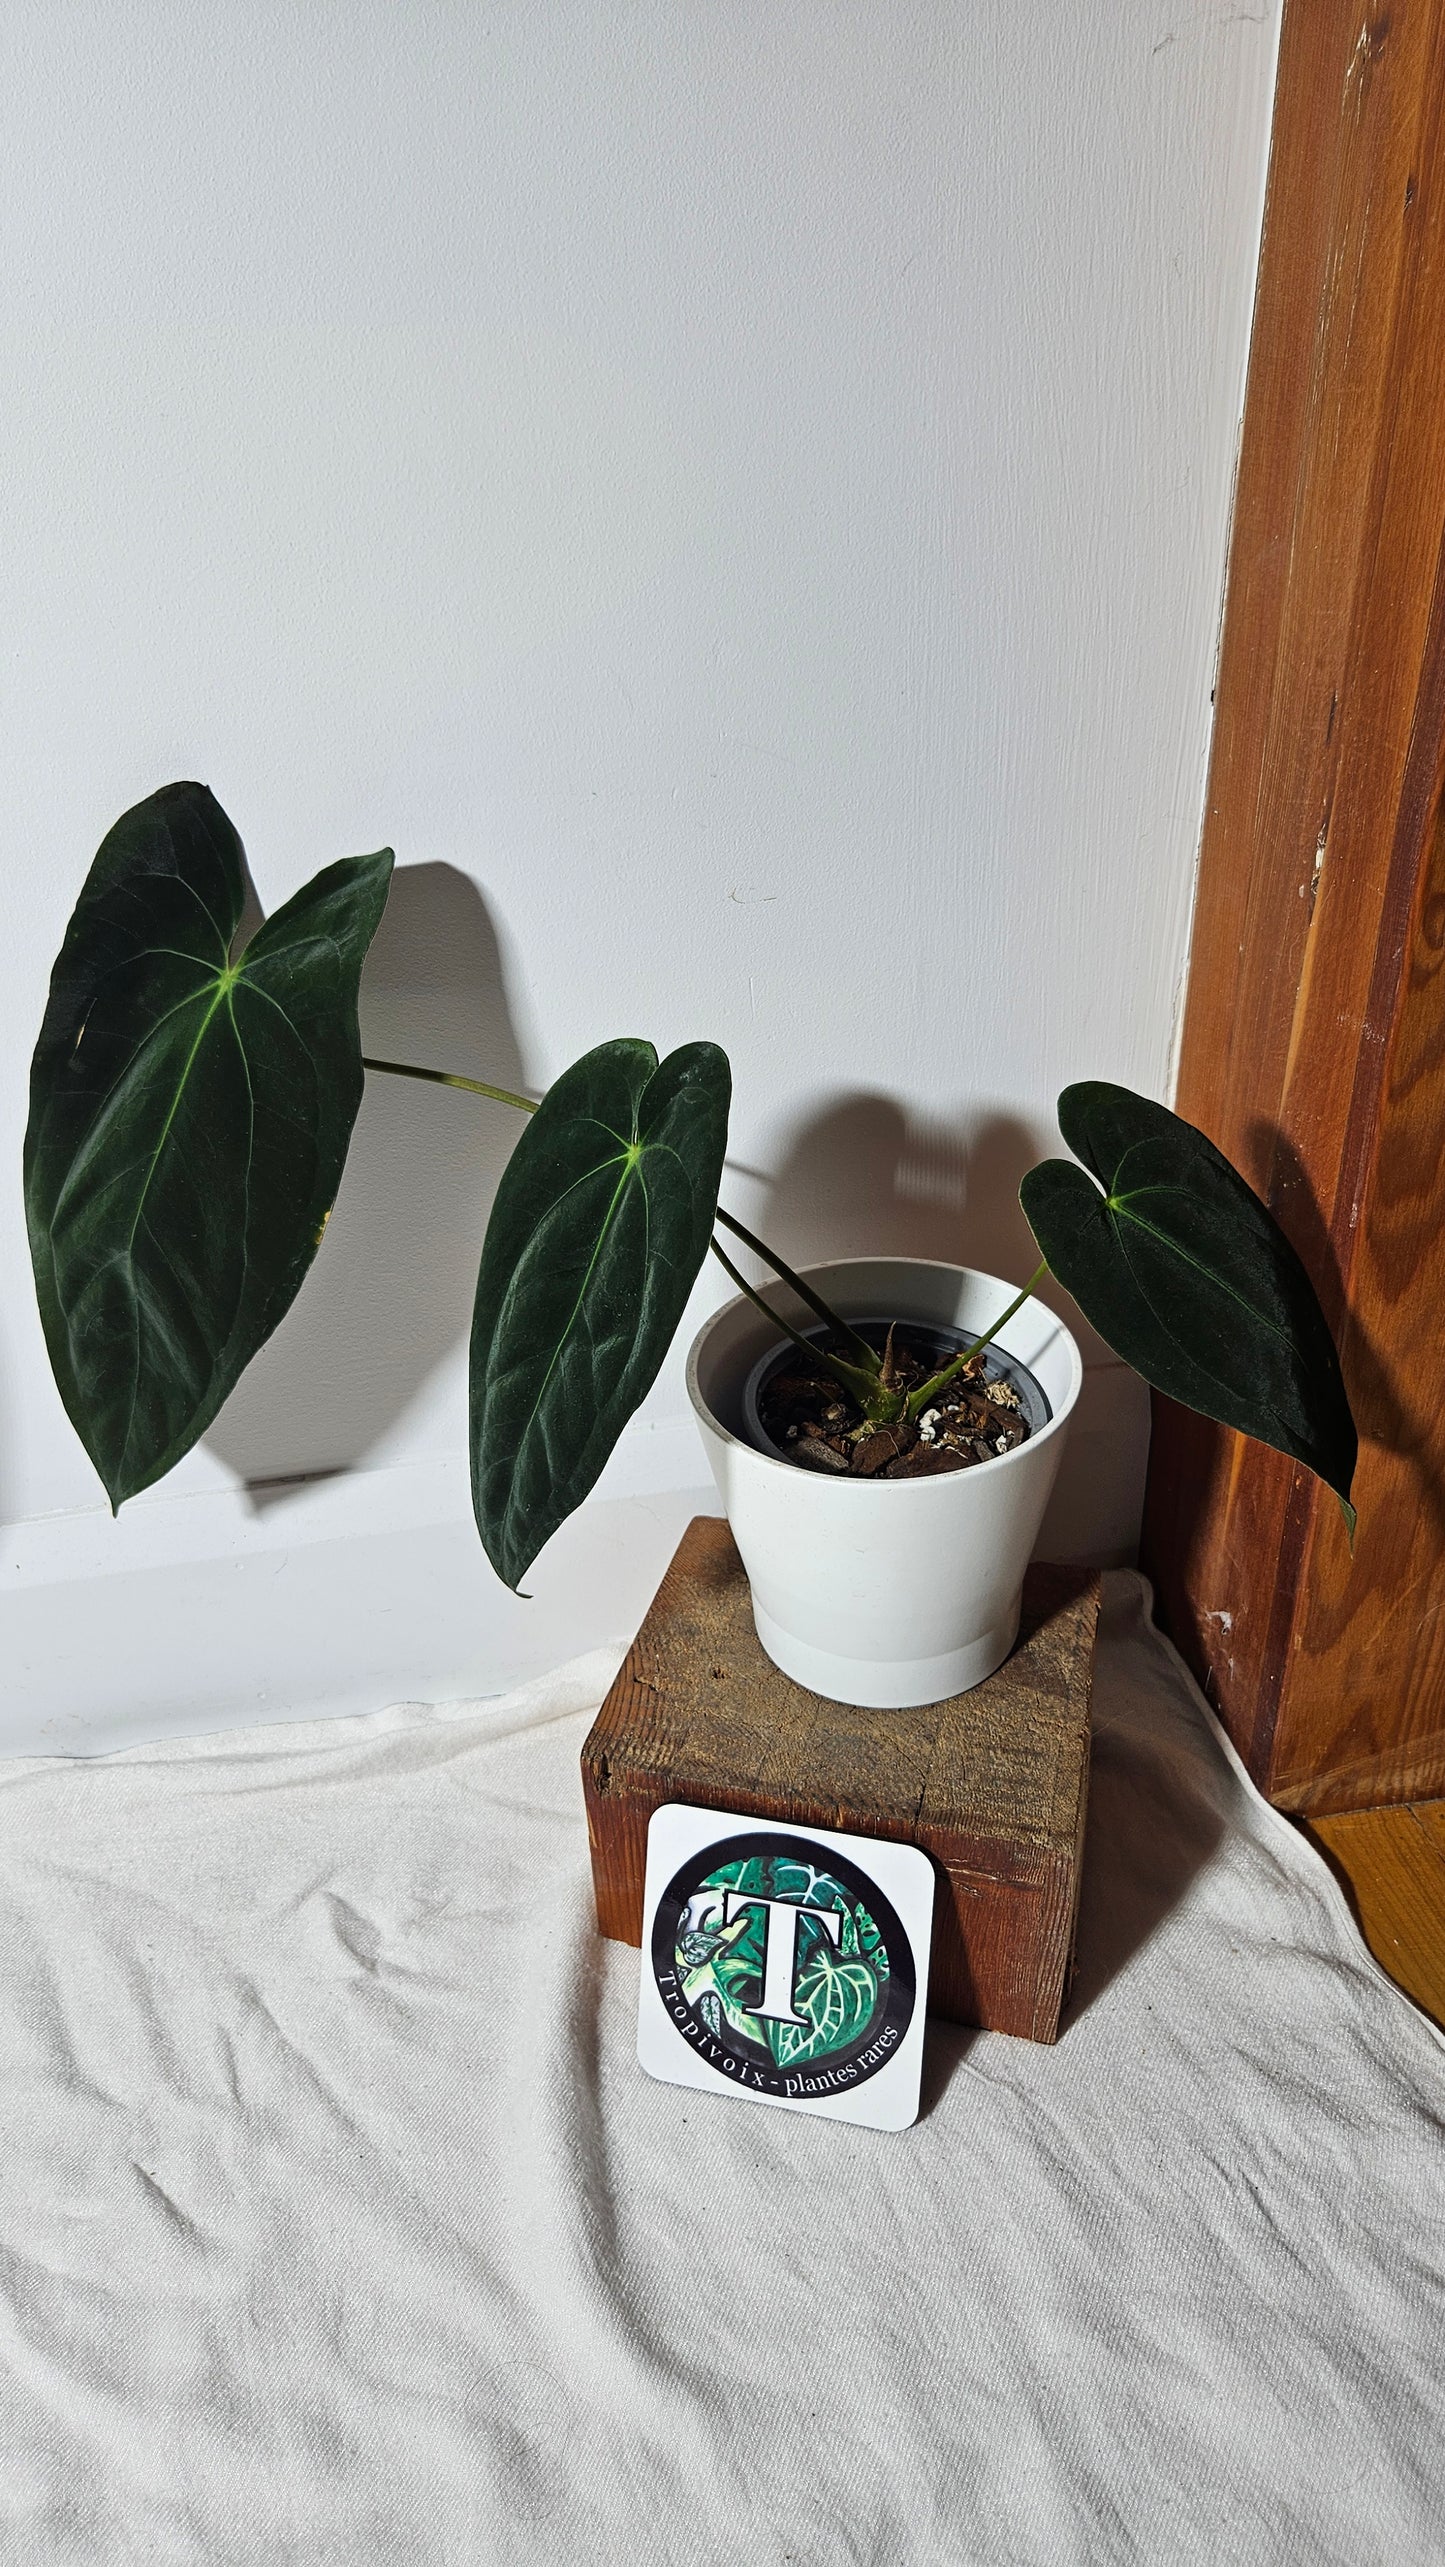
1305 1798 1445 2028
1143 0 1445 1812
580 1518 1098 2043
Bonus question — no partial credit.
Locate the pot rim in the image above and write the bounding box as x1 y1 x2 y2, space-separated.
685 1254 1083 1489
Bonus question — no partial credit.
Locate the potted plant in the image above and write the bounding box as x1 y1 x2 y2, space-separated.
26 785 1357 1708
686 1254 1082 1705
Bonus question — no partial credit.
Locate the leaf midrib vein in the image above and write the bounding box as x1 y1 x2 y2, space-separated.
1110 1192 1294 1349
496 1147 639 1534
111 976 235 1486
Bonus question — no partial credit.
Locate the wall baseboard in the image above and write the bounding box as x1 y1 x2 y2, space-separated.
0 1427 719 1757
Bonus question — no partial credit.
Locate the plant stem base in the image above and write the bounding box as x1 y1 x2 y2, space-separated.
581 1516 1099 2043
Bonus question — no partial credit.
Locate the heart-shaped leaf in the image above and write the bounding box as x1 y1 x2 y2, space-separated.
469 1037 731 1588
1020 1081 1357 1521
25 782 393 1506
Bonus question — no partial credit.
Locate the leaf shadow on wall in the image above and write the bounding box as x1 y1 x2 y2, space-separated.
739 1092 1047 1287
205 863 528 1509
1253 1119 1445 1540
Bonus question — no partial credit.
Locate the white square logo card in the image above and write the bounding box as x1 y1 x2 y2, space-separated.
637 1803 935 2132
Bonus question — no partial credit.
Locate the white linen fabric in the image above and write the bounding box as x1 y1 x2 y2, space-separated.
0 1573 1441 2566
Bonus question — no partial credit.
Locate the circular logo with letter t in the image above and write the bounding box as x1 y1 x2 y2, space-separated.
649 1830 916 2101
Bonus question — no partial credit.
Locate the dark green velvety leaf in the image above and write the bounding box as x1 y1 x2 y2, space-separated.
1020 1081 1357 1517
469 1036 731 1589
25 782 393 1506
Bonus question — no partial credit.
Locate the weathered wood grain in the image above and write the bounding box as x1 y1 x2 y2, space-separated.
581 1517 1098 2043
1143 0 1445 1812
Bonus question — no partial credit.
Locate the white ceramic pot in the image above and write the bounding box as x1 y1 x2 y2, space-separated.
685 1257 1082 1709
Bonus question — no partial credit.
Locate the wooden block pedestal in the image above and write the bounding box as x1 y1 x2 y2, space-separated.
582 1517 1099 2043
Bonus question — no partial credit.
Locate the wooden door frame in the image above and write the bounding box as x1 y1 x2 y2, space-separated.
1141 0 1445 1813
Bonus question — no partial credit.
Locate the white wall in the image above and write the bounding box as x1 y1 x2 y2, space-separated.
0 2 1279 1742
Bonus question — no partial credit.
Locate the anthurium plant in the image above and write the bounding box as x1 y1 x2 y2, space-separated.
25 785 1358 1589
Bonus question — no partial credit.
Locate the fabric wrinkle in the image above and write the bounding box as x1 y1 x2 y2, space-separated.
0 1577 1440 2565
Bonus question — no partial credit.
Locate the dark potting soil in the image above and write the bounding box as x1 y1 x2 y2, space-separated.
754 1321 1034 1480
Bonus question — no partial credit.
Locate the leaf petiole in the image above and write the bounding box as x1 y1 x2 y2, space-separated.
712 1208 880 1373
366 1050 907 1418
708 1239 887 1413
904 1261 1049 1421
365 1052 887 1388
362 1054 539 1116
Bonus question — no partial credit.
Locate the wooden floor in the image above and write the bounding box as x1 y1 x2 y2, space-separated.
1303 1800 1445 2031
